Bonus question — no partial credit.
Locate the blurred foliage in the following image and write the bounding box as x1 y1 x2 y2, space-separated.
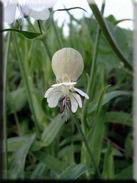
3 11 133 180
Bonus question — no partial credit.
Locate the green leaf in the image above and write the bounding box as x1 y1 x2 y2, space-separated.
88 91 132 114
1 29 41 39
28 77 48 128
115 166 133 179
6 136 33 152
9 134 36 179
106 112 132 127
41 114 65 147
89 2 132 70
58 164 88 179
7 87 27 113
86 112 106 167
124 132 132 158
31 163 46 179
102 143 114 179
33 151 68 174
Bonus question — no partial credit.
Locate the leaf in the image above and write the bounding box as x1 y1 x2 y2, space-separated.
41 114 65 147
88 91 132 114
58 164 88 179
1 29 41 39
86 111 106 167
115 166 133 179
31 163 46 179
89 2 132 70
28 77 48 128
124 132 132 158
106 112 132 127
102 143 114 179
33 151 68 174
6 136 32 152
8 134 36 179
7 87 27 113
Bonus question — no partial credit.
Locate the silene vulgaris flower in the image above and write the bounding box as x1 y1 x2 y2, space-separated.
1 0 57 24
44 48 89 120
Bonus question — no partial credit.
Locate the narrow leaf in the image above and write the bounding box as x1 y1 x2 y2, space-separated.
102 143 114 179
88 91 132 114
115 166 133 179
33 151 68 174
9 134 36 179
106 112 132 127
41 114 65 147
58 164 88 179
1 29 41 39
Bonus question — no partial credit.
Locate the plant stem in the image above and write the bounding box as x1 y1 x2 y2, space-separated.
14 34 40 137
37 20 42 34
73 119 101 177
52 19 63 48
42 40 52 60
3 32 11 179
80 1 105 177
14 112 22 136
81 0 105 133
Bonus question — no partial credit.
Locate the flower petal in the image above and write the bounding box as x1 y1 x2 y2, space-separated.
20 5 30 17
44 87 55 98
70 95 78 113
73 87 89 99
4 4 17 24
29 8 50 20
44 85 62 98
25 0 57 11
72 93 82 108
47 92 62 108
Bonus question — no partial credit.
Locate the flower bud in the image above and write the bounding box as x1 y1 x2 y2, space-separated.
52 48 84 82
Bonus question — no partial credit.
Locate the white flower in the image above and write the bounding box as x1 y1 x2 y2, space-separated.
44 82 89 113
0 0 57 24
44 48 89 115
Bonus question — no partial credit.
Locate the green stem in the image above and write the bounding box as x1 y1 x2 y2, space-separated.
42 40 52 61
89 0 132 71
81 0 105 133
14 112 22 136
73 119 101 177
52 19 63 48
3 32 11 179
27 18 52 61
37 20 42 34
80 2 105 177
14 34 40 137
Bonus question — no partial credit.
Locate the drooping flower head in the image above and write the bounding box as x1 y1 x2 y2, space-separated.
44 48 89 120
0 0 57 24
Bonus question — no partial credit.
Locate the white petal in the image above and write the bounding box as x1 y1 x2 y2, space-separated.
44 85 62 98
70 95 78 113
72 93 82 108
20 5 30 16
44 87 55 98
4 4 17 24
52 82 76 87
47 92 62 108
29 9 50 20
73 88 89 99
25 0 57 11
